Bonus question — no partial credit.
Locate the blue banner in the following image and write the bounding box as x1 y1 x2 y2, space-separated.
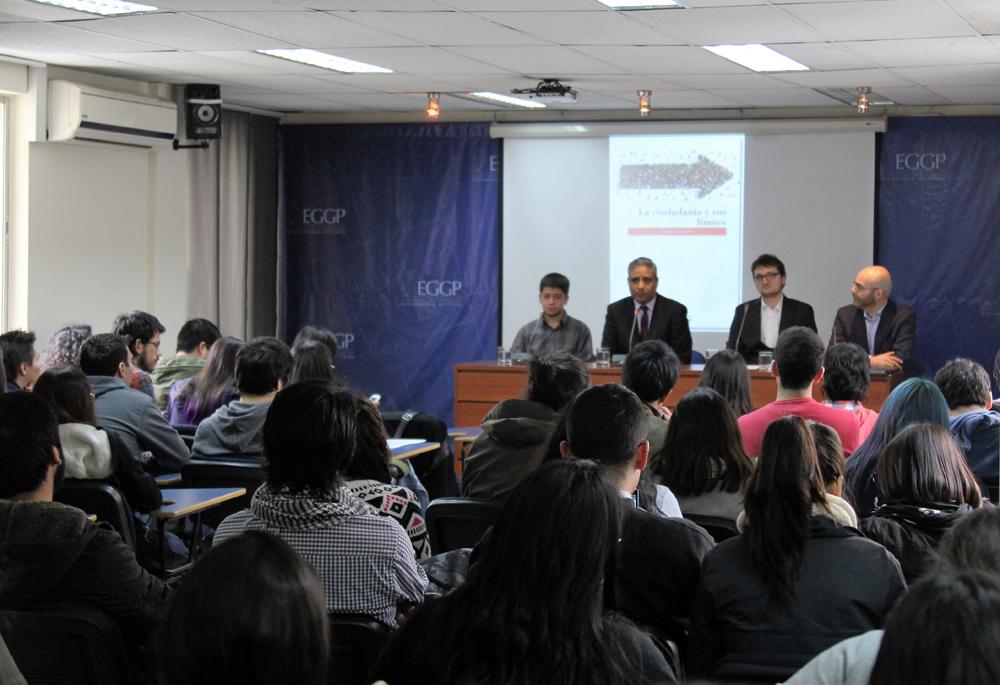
879 117 1000 389
278 123 500 423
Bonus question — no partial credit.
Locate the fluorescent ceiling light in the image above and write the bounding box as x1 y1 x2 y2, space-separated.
597 0 683 8
703 44 809 72
256 49 392 74
467 92 546 109
29 0 157 14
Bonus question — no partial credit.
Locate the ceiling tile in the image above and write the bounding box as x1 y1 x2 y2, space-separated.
654 72 797 88
70 13 288 51
304 46 511 74
781 0 976 41
449 45 627 75
874 85 949 105
843 36 1000 67
96 51 293 77
225 91 361 110
892 63 1000 86
946 0 1000 35
189 10 420 47
0 22 162 52
706 87 843 106
772 67 914 88
475 11 680 45
652 90 743 107
579 45 745 73
924 84 1000 104
436 0 597 9
772 42 878 70
634 5 825 44
326 10 548 45
0 0 96 20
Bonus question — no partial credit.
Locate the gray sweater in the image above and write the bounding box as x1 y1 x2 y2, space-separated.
191 400 270 459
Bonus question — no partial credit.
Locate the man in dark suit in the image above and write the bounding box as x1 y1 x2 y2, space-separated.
726 254 817 363
830 265 916 373
601 257 692 363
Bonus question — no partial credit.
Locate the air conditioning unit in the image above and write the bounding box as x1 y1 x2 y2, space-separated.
48 80 177 148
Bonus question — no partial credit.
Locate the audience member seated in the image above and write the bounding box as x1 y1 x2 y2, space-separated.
859 423 981 584
809 421 858 527
155 531 329 685
935 357 1000 502
112 310 165 399
167 336 242 428
288 340 341 386
687 416 905 677
823 342 880 443
561 384 714 646
737 327 860 457
698 349 753 418
291 324 349 389
214 381 426 626
33 366 161 514
0 393 170 644
41 324 91 370
868 571 1000 685
150 318 221 410
371 460 678 685
789 506 1000 685
347 396 430 560
81 333 190 472
651 387 754 522
844 378 950 517
192 337 291 460
0 329 41 393
461 352 588 500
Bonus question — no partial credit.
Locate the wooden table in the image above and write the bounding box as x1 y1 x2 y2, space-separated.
154 472 182 487
150 487 246 577
453 361 894 427
389 440 441 460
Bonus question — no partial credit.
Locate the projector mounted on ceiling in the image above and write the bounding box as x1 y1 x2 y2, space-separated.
511 79 579 105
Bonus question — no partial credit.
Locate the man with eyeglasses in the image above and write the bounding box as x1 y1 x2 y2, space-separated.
726 254 817 364
830 265 915 373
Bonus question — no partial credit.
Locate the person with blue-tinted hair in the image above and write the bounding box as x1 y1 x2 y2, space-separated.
844 377 950 517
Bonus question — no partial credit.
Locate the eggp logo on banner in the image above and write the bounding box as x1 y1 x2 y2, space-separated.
293 208 348 235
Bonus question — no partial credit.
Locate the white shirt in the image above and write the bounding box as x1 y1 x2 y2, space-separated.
760 295 783 349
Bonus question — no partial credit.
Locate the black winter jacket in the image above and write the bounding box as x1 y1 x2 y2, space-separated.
860 502 972 584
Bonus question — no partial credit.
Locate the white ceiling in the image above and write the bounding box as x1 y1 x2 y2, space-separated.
1 0 1000 113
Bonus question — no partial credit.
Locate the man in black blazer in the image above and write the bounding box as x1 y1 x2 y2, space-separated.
726 253 817 363
601 257 693 364
830 265 916 372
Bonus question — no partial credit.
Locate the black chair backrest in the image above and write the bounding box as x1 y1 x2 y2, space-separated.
55 480 136 550
684 513 741 543
0 606 131 685
426 497 503 553
711 658 801 683
327 613 392 685
181 459 266 528
381 411 458 500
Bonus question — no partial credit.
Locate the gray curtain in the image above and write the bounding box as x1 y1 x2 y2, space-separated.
187 110 278 339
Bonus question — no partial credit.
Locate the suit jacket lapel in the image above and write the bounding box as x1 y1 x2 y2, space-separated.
850 308 868 349
649 294 668 340
746 299 762 344
873 301 897 355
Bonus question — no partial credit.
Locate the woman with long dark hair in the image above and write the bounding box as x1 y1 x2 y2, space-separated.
844 378 949 516
372 459 677 685
860 423 982 583
687 416 905 677
167 336 242 427
698 350 753 417
651 387 753 521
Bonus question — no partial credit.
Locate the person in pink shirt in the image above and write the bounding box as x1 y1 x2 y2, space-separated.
822 342 880 443
738 327 860 458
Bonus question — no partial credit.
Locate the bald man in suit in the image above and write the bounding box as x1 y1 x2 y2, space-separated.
830 265 916 372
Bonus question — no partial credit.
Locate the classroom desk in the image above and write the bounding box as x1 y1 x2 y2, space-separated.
453 361 894 427
154 472 182 487
150 487 246 577
389 440 441 460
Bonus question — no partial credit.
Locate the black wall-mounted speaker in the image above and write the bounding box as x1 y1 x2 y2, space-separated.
184 84 222 140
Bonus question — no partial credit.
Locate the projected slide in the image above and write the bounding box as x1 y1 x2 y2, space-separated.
609 134 745 331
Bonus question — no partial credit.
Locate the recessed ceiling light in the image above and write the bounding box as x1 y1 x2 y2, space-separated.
703 44 810 72
597 0 684 8
256 49 392 74
466 92 546 109
29 0 157 15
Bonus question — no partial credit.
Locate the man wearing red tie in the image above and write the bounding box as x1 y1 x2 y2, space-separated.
601 257 693 364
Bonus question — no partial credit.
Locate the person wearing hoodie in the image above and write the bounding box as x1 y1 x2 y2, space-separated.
33 366 161 514
150 318 221 410
461 352 589 500
191 337 292 460
0 392 169 644
80 333 190 473
935 357 1000 503
860 423 982 584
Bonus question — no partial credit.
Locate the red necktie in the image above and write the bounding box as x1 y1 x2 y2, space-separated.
639 305 649 341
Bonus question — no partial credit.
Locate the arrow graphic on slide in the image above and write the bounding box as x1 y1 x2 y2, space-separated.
618 155 733 197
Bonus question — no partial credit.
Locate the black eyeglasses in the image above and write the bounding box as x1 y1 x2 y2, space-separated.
753 271 781 282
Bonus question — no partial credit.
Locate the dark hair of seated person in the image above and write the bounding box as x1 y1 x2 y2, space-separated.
653 387 753 497
371 459 655 685
869 571 1000 685
877 422 982 508
262 380 356 493
288 340 336 386
621 339 680 403
292 324 338 361
525 351 590 412
822 342 871 403
809 421 845 492
936 506 1000 574
155 530 329 685
78 333 129 378
33 366 97 425
698 349 753 417
236 337 293 396
347 395 392 483
744 415 826 604
174 336 242 417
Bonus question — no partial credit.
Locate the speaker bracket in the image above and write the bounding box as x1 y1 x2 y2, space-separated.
172 138 210 151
